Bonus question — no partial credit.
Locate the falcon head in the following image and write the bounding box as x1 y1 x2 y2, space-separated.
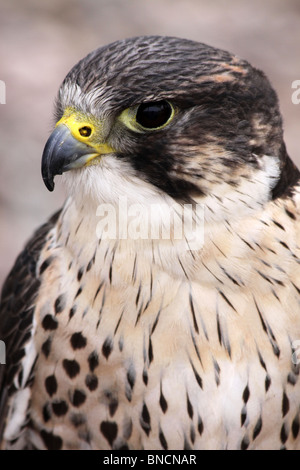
42 36 299 222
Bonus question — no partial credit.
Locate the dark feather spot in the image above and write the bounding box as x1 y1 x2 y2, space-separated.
135 304 143 326
135 284 141 306
287 372 297 386
115 443 129 450
86 258 94 272
148 338 153 363
82 307 89 318
241 407 247 426
292 282 300 297
213 359 221 386
102 337 113 359
40 429 63 450
100 421 118 447
69 305 77 320
243 385 250 403
54 294 66 314
292 414 300 439
285 208 296 220
265 375 271 392
143 369 148 385
280 423 288 444
282 392 290 417
151 309 161 334
70 413 86 428
190 362 203 389
42 314 58 331
65 233 70 247
62 359 80 378
272 219 285 231
189 294 199 334
252 416 262 440
45 375 57 397
114 313 124 336
41 337 52 358
75 219 83 234
42 403 51 422
70 332 87 350
125 386 132 403
256 269 273 285
39 256 54 275
127 364 136 390
198 416 204 435
75 287 82 299
216 315 222 345
140 403 151 436
159 388 168 413
85 374 98 392
108 397 118 417
257 349 267 371
159 429 168 450
183 437 192 450
52 400 68 416
77 267 84 282
17 370 23 388
219 289 237 312
190 425 195 444
93 282 104 304
187 395 194 419
255 300 268 334
240 435 249 450
279 240 289 250
118 336 124 352
70 389 86 407
88 350 99 372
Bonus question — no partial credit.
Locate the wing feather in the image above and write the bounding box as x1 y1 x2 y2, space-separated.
0 210 61 442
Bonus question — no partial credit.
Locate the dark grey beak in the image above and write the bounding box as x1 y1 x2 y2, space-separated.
41 124 99 191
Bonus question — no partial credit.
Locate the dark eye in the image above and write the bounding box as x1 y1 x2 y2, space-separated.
79 126 92 137
136 100 173 129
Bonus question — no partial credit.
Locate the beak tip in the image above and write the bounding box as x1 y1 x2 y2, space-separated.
43 176 55 192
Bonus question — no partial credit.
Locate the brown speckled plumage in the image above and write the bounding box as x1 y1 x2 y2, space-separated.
1 36 300 450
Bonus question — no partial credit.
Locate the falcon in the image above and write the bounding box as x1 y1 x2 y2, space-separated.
1 35 300 450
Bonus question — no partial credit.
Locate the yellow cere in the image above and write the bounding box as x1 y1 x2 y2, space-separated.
56 107 115 158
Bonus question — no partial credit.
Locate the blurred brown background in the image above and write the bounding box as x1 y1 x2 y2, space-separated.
0 0 300 288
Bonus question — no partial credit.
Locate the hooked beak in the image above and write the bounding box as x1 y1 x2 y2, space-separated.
41 124 101 192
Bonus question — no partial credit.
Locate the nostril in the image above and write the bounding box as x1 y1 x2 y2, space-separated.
79 126 92 137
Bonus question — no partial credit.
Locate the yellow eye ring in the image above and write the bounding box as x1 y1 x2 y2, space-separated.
119 100 175 133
